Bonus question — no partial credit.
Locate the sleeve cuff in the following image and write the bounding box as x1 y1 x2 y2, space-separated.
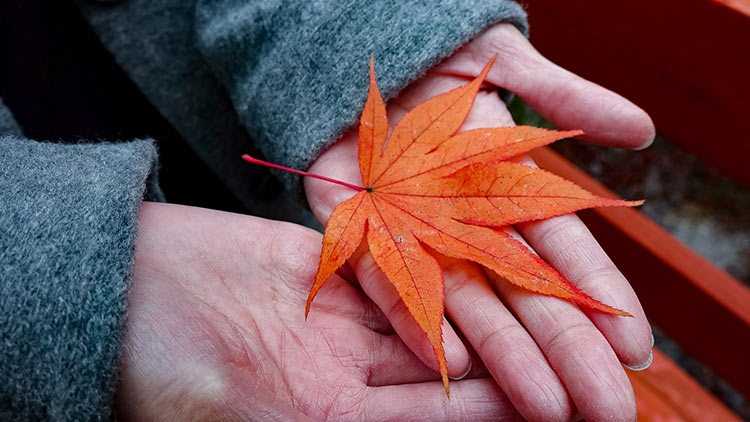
0 136 158 420
197 0 527 189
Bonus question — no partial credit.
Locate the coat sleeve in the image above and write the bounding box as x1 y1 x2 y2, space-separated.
0 100 160 421
195 0 528 187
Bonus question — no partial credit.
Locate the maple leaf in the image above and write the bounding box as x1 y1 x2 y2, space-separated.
243 57 641 396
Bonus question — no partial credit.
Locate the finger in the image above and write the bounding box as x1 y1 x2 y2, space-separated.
304 272 393 335
361 312 498 386
362 378 522 422
305 134 362 224
506 153 654 368
391 73 471 112
460 90 515 130
489 226 637 422
438 255 573 422
456 340 491 380
350 247 472 379
438 23 655 150
516 213 654 368
363 319 494 387
365 333 444 386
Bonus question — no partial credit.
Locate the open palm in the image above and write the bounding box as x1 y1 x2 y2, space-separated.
116 202 522 421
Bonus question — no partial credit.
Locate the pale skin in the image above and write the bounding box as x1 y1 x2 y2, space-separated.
122 23 654 421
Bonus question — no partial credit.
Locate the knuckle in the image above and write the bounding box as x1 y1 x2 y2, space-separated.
543 322 598 355
524 404 571 422
385 297 411 325
577 264 623 291
585 392 636 422
476 323 525 358
531 215 583 246
265 222 322 281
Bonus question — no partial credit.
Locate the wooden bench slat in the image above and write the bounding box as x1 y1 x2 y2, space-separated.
525 0 750 186
529 147 750 400
629 349 740 421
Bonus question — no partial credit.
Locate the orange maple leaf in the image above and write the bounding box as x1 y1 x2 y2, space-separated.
244 57 641 396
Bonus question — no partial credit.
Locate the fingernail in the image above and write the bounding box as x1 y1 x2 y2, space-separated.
449 359 472 381
633 128 655 151
624 349 653 371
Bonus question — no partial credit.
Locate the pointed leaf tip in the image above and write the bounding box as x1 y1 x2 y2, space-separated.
477 54 496 83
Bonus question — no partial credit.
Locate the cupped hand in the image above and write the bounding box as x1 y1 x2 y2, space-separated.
305 23 654 422
116 201 523 421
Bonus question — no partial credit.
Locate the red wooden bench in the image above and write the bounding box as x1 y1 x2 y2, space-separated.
525 0 750 419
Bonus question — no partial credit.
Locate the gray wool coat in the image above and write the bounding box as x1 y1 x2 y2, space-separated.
0 0 528 419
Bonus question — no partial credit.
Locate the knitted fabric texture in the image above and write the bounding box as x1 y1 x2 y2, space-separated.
0 135 158 420
196 0 527 187
77 0 527 192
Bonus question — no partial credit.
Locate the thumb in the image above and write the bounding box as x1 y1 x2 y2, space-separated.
305 134 362 224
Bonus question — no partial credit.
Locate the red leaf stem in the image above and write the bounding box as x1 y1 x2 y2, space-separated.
241 154 364 192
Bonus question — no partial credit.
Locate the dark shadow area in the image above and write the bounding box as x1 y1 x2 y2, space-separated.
0 0 255 214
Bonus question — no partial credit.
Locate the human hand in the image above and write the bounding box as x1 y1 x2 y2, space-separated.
116 201 525 421
305 23 654 422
